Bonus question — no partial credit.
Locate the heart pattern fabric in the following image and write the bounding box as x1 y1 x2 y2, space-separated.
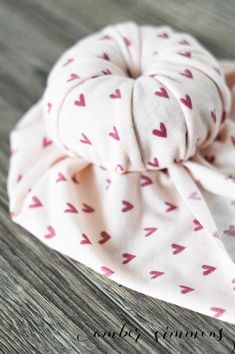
7 22 235 325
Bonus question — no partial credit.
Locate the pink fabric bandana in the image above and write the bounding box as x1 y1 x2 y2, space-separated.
7 22 235 324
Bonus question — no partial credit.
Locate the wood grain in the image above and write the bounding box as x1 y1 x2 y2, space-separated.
1 1 235 353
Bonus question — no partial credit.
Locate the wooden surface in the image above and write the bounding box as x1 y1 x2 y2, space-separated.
1 1 235 353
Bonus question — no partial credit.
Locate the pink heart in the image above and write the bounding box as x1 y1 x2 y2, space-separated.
105 178 112 190
171 243 186 255
101 52 110 61
102 69 112 75
147 157 159 168
178 51 191 58
80 133 92 145
211 109 216 123
29 196 43 208
122 253 136 264
152 122 167 138
63 58 74 66
165 202 177 212
149 271 165 279
17 174 22 183
180 69 193 79
188 191 201 200
202 264 216 276
121 200 134 212
47 102 52 113
140 175 153 187
180 95 192 109
158 33 169 39
82 203 95 213
74 94 86 107
116 164 124 173
44 225 56 239
42 137 53 148
210 307 226 318
144 227 158 237
155 87 169 98
80 233 92 245
179 285 194 294
101 266 114 277
109 126 120 140
64 202 79 214
110 89 121 99
56 172 67 183
232 278 235 290
179 39 190 45
193 219 203 231
67 73 79 82
98 231 111 244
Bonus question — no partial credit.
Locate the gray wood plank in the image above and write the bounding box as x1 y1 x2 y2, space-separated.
1 1 235 353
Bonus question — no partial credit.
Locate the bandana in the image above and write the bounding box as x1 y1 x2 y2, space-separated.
8 22 235 324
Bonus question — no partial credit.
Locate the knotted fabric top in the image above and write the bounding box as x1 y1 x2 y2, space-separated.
7 22 235 325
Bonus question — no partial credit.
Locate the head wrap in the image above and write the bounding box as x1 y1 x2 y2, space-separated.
8 22 235 324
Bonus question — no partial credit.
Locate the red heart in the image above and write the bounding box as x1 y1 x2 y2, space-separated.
147 157 159 168
180 69 193 79
74 94 86 107
171 243 186 255
122 253 136 264
149 271 165 279
67 73 79 82
210 307 226 318
64 202 79 214
82 203 95 213
44 226 56 239
158 33 169 39
201 264 216 276
56 172 67 183
179 39 190 45
179 285 194 294
63 58 74 66
101 52 110 61
180 95 192 109
165 202 177 212
110 89 121 99
193 219 203 231
29 196 43 208
80 233 92 245
101 266 114 277
178 51 191 58
155 87 169 98
80 133 92 145
140 175 153 187
42 137 53 148
121 200 134 212
99 231 111 244
232 278 235 290
109 126 120 140
152 122 167 138
47 102 52 113
144 227 158 237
